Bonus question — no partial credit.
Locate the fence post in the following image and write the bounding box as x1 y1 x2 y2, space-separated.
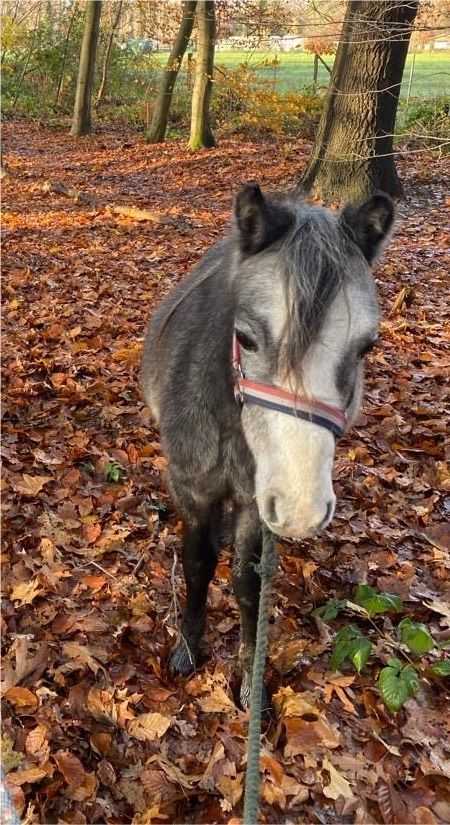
313 53 319 89
405 50 416 111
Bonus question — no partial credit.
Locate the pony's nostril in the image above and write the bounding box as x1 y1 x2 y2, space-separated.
317 500 334 531
266 495 278 525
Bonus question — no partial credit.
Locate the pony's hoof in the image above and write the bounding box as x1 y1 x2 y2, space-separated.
168 637 197 677
240 671 270 712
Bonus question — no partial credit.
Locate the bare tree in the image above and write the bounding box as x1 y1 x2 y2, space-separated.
299 1 419 201
147 0 197 143
95 0 123 108
70 0 102 136
54 0 79 107
188 0 216 150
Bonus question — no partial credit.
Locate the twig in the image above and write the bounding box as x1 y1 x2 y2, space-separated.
131 517 160 577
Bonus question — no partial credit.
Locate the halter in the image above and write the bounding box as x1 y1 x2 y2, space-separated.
232 332 347 439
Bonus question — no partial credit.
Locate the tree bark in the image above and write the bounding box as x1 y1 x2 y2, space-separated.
300 1 419 201
147 0 197 143
188 0 216 150
70 0 102 136
95 0 122 108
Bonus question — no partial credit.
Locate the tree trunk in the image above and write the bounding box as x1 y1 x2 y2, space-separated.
188 0 216 150
70 0 102 136
147 0 197 144
95 0 122 108
300 1 419 201
54 0 79 107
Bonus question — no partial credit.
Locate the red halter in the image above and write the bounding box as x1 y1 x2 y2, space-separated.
232 332 347 439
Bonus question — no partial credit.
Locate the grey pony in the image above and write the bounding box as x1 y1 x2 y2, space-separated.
140 183 394 706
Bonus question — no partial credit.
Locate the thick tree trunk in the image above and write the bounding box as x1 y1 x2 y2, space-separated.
95 0 122 108
300 1 419 201
147 0 197 144
188 0 216 150
70 0 102 136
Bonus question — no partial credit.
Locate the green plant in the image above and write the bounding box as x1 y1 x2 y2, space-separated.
104 461 123 482
398 618 435 656
377 658 419 712
313 584 446 713
330 625 372 674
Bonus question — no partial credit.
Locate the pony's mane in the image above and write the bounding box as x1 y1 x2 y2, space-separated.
278 202 353 374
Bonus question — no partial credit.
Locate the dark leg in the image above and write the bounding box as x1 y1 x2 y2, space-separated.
232 503 268 709
169 503 221 676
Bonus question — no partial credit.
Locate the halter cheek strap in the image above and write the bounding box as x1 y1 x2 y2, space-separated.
232 332 347 440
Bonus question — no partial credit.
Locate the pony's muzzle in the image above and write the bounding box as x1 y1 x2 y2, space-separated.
261 492 336 538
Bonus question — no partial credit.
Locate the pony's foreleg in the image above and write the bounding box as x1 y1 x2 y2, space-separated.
169 504 221 677
232 503 268 709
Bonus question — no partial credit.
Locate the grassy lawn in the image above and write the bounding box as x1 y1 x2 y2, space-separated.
198 50 450 99
213 50 450 98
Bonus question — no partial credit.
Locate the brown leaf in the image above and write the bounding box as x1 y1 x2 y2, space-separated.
414 808 437 824
1 638 49 695
89 731 112 757
11 473 53 496
7 765 50 785
83 521 102 544
71 771 98 802
4 686 39 709
128 712 171 742
97 758 116 787
322 756 354 800
55 750 86 786
10 578 46 605
273 686 320 718
25 725 49 759
62 642 105 675
197 683 236 713
284 716 340 757
151 455 168 472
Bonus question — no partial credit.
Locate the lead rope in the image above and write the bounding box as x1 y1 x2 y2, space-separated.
243 527 278 825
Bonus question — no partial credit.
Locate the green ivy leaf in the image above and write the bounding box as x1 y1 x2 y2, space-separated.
348 637 372 674
398 618 435 656
312 598 347 622
104 461 123 482
377 661 419 712
353 585 403 617
431 659 450 677
400 664 420 696
330 625 372 674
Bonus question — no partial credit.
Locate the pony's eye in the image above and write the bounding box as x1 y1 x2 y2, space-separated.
359 339 378 359
235 329 258 352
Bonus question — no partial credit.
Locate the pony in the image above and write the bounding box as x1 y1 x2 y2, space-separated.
140 183 394 706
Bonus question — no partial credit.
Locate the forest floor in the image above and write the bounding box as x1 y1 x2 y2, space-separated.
1 119 450 825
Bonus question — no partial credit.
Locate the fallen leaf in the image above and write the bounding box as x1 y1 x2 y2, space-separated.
10 579 46 605
322 756 354 800
10 474 53 496
7 765 51 785
55 750 86 786
128 712 171 741
4 686 39 709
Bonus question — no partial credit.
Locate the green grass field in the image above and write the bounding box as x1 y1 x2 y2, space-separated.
211 50 450 98
207 50 450 99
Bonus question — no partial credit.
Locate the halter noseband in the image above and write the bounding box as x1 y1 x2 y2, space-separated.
232 332 347 440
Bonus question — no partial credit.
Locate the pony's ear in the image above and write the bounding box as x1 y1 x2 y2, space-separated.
234 182 294 255
340 193 394 264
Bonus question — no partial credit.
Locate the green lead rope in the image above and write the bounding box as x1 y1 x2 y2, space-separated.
243 527 278 825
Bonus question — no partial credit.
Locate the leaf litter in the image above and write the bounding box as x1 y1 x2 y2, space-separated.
1 118 449 823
